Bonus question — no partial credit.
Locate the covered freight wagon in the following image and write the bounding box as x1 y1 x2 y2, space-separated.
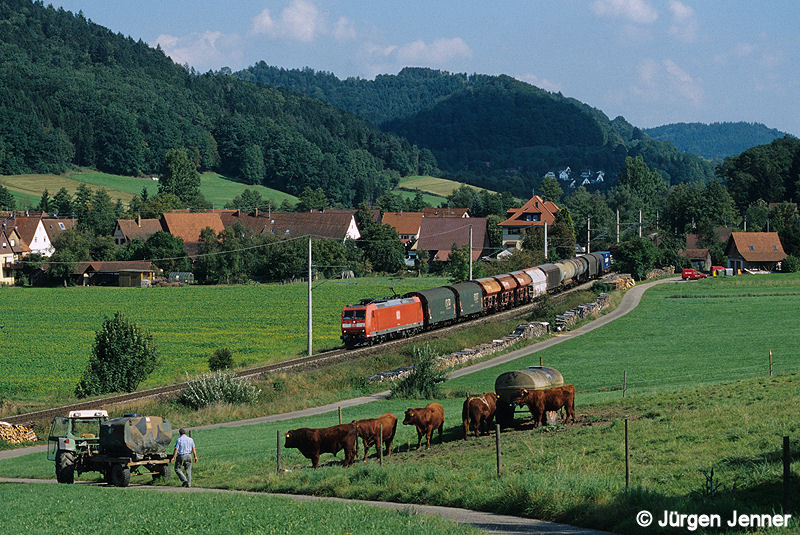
555 260 576 285
509 270 533 304
446 281 484 318
405 287 457 328
522 267 548 298
492 274 519 308
475 277 503 312
537 264 562 291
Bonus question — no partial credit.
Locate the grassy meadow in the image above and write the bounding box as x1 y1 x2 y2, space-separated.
0 276 447 405
0 170 297 210
0 483 478 535
395 175 489 198
2 274 799 533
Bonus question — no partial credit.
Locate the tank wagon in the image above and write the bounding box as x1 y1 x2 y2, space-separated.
341 252 612 348
494 366 564 427
48 411 173 487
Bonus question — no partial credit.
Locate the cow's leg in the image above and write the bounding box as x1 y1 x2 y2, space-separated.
311 453 320 468
426 427 433 449
463 417 469 440
385 437 392 456
344 445 355 467
362 438 369 462
416 427 423 449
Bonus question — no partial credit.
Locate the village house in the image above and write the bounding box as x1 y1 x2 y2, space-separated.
161 212 225 257
497 195 560 249
679 248 712 271
0 215 75 257
46 260 156 286
113 217 163 245
381 212 424 245
415 217 488 261
421 207 470 218
725 232 786 272
219 210 361 242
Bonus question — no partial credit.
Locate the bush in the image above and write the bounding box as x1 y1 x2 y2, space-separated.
391 344 447 399
208 347 234 371
782 255 800 273
177 371 261 410
75 313 158 398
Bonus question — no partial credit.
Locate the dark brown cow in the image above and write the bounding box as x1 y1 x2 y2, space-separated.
284 423 357 468
513 385 575 427
462 392 497 439
402 402 444 449
352 413 398 462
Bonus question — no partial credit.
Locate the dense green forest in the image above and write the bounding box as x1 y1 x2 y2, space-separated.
644 122 789 160
0 0 434 206
237 64 716 197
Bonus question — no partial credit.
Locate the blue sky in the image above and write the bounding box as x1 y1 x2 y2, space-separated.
49 1 800 136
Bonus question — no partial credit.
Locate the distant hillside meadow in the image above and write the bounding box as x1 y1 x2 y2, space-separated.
0 277 448 403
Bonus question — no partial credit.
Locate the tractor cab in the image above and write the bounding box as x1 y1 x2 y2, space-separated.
47 410 108 462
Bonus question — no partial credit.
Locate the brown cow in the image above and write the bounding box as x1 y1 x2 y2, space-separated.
402 402 444 449
352 413 398 462
462 392 497 439
513 385 575 427
284 423 357 468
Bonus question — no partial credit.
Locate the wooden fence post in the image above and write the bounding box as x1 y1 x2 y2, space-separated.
770 349 773 377
495 423 502 477
379 423 383 467
784 436 790 512
624 418 630 489
277 429 282 473
539 355 543 367
623 371 627 398
338 406 342 425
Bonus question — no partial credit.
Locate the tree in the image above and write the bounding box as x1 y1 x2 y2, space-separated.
745 199 769 232
549 206 576 260
47 229 91 284
294 186 329 212
159 148 201 205
37 189 50 212
240 144 265 185
616 156 667 219
445 242 471 282
0 184 15 210
85 189 117 236
75 312 158 398
51 187 73 217
539 176 563 202
615 237 660 280
138 231 191 273
229 189 269 214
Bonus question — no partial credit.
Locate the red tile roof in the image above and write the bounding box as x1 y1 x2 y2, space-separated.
5 216 41 246
685 227 733 249
72 261 155 274
161 213 225 256
416 217 487 261
381 212 424 239
499 195 559 228
679 248 710 260
116 218 164 242
422 207 469 218
726 232 786 262
220 211 359 241
41 218 76 243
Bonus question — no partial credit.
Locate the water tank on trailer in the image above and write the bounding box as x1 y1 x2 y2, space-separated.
495 366 564 404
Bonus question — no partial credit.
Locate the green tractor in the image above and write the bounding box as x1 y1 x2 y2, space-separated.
48 410 173 486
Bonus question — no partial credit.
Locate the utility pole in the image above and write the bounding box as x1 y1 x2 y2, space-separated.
616 209 620 244
308 237 312 357
544 221 548 260
744 215 747 232
587 216 591 254
656 210 659 233
469 225 473 280
638 210 642 238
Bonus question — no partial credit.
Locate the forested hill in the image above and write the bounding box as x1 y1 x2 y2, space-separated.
0 0 433 206
644 122 790 160
237 64 715 196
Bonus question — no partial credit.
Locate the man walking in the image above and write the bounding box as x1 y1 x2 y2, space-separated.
171 428 198 487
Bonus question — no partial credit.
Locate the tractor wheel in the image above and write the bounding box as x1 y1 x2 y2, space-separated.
110 464 131 487
55 451 75 484
153 463 171 479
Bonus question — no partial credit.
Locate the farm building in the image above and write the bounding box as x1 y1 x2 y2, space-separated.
415 217 488 261
725 232 786 272
381 212 423 244
0 215 75 257
220 211 361 242
40 261 156 286
113 217 163 245
679 248 712 271
161 212 225 257
498 195 560 249
421 207 469 218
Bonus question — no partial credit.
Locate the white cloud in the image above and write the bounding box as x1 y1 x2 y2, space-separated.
251 0 328 42
376 37 472 64
590 0 658 24
514 73 562 93
667 0 698 42
156 31 243 71
332 17 356 42
633 58 702 106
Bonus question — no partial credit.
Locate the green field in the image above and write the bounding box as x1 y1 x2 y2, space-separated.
391 187 448 207
0 170 297 210
0 483 477 535
395 175 490 198
2 275 800 533
0 277 447 404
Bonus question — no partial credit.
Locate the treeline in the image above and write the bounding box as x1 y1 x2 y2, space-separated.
644 122 789 160
0 0 433 206
237 65 716 197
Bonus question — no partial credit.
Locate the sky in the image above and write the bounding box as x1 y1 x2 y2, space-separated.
48 0 800 136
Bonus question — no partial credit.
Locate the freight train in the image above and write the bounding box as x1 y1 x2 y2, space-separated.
340 252 612 348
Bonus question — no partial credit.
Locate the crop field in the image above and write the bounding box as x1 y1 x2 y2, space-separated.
395 175 490 197
0 276 447 404
0 483 477 535
0 170 297 210
2 274 799 533
390 187 448 207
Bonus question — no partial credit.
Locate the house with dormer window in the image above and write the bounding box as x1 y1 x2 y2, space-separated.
497 195 560 248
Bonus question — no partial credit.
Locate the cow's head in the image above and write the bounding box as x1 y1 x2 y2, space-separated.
284 430 296 448
402 409 415 425
512 389 529 407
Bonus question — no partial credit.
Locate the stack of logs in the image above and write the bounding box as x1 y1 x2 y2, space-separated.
605 274 635 290
555 293 610 331
0 422 38 444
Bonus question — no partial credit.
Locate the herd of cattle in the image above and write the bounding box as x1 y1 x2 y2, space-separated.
283 384 576 468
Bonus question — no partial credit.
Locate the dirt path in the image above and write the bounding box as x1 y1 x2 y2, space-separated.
0 476 611 534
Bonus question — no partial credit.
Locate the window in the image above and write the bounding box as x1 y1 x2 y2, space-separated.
58 222 66 230
774 245 778 251
749 245 755 251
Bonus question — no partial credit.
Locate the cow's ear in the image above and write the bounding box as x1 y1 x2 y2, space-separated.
285 433 290 438
521 389 527 395
409 411 414 417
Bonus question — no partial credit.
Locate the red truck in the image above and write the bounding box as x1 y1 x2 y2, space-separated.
682 268 708 280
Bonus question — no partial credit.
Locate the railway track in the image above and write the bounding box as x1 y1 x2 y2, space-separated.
2 280 597 426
